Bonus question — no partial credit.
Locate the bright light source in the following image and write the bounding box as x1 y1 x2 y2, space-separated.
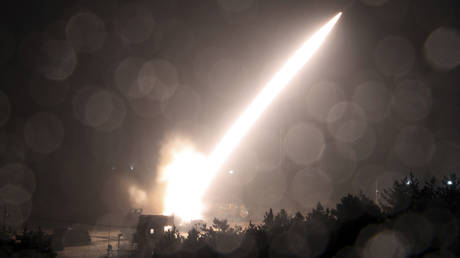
447 180 453 185
406 180 412 185
206 12 342 179
149 228 154 234
161 12 342 221
228 170 234 174
164 225 172 232
161 142 208 222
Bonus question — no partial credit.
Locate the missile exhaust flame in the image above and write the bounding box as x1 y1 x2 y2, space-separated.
161 12 342 221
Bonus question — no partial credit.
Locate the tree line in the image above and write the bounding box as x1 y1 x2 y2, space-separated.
138 173 460 258
1 173 459 257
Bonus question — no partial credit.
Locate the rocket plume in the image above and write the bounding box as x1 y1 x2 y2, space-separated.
161 12 342 221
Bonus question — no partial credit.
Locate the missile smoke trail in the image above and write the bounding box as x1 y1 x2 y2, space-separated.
162 12 342 221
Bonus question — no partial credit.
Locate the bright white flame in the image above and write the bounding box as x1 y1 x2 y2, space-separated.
161 13 342 220
161 142 209 221
207 12 342 177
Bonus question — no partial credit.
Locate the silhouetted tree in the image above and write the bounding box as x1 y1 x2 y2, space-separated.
381 173 419 215
155 226 182 257
333 193 382 222
262 208 273 229
0 227 57 257
143 173 460 258
212 218 229 232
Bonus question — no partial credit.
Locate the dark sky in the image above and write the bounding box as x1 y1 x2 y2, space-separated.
0 0 459 226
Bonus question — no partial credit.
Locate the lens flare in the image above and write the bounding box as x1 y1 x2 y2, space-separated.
161 13 342 220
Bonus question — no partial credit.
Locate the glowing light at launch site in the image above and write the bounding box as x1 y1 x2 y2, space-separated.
161 12 342 221
161 143 208 221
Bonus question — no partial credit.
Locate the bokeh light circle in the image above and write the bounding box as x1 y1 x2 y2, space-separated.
0 199 32 229
115 3 155 44
73 86 96 125
0 163 36 219
390 79 432 123
320 142 357 183
2 132 26 162
85 90 114 128
96 92 126 132
352 81 390 123
327 102 368 143
24 112 64 154
337 126 376 162
363 230 407 258
115 56 147 99
0 184 32 205
38 39 77 80
424 27 460 71
0 163 36 194
73 87 126 131
350 69 384 88
138 58 179 101
66 12 107 53
284 122 325 166
305 81 345 122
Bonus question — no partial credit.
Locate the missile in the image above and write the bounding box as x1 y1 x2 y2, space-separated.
163 12 342 220
206 12 342 181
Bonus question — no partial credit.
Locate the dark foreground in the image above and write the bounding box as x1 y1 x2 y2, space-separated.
2 174 459 258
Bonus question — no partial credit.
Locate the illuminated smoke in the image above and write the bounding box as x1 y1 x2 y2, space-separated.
160 13 342 220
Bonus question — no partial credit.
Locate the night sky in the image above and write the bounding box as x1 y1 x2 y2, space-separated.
0 0 459 226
